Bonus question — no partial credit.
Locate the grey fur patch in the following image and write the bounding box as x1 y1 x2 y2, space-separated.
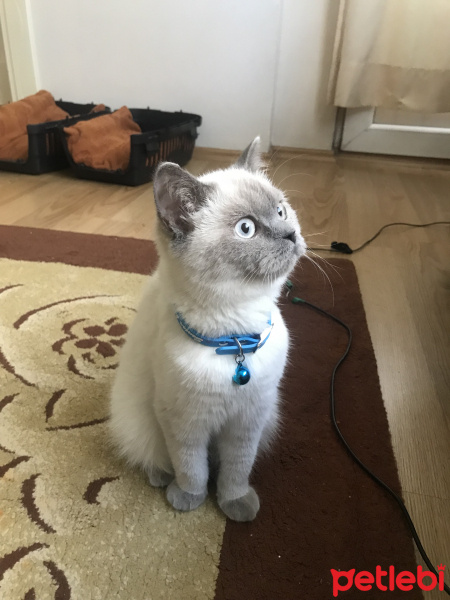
166 480 207 511
235 136 264 172
185 173 304 284
153 162 213 236
147 467 174 488
218 486 260 522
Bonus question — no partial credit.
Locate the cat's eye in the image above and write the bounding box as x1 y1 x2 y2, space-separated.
235 218 256 239
277 205 287 220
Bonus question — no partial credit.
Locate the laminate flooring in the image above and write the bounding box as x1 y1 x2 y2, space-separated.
1 148 449 594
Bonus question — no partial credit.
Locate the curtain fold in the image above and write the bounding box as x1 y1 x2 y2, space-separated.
328 0 450 112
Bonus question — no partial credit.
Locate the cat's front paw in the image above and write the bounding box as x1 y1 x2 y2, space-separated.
218 487 260 522
147 467 174 488
166 481 207 512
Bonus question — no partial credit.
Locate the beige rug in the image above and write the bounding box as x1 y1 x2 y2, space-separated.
0 225 423 600
0 257 224 600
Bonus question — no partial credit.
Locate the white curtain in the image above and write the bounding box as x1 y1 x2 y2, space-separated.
328 0 450 112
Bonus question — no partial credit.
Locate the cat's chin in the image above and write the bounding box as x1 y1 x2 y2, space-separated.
264 253 303 283
252 266 298 287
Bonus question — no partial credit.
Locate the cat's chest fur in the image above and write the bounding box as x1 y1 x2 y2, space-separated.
127 272 289 425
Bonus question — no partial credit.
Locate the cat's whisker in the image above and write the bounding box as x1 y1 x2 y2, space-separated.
302 253 324 284
303 231 329 239
306 249 345 278
306 247 343 274
303 253 335 305
270 154 309 182
245 265 260 284
263 270 276 288
240 265 260 287
240 272 254 287
281 188 309 200
265 147 283 172
263 149 283 175
305 241 332 249
303 231 334 249
276 171 315 189
267 150 293 178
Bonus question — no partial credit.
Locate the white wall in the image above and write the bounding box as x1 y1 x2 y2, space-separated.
28 0 338 151
272 0 339 149
28 0 281 151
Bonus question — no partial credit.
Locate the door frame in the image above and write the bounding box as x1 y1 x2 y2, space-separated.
338 107 450 159
0 0 38 101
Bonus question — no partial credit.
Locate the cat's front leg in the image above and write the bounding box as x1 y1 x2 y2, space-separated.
160 423 209 512
216 414 266 522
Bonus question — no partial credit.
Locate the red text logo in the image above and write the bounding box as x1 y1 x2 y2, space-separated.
330 564 446 596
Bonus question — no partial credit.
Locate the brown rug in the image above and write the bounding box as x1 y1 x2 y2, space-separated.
0 225 423 599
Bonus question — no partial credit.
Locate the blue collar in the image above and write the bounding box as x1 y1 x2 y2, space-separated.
176 312 273 355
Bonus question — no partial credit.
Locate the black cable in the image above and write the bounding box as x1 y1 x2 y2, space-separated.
287 286 449 595
307 221 450 254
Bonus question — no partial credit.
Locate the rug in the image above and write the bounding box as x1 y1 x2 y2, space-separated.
0 225 422 600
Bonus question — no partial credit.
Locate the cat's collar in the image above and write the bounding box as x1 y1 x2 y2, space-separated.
175 312 273 355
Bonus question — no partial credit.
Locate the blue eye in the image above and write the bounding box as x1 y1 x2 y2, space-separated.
277 205 286 219
235 218 256 239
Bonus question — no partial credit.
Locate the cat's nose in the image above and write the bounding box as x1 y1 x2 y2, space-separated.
284 231 296 243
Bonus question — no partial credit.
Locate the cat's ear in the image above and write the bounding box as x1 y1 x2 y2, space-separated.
235 136 264 172
153 162 211 235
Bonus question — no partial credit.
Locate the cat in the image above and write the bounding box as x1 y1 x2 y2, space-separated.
109 137 306 521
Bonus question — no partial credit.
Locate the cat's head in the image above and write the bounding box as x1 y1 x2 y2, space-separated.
153 137 305 287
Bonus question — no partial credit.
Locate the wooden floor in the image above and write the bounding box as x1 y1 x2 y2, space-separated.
1 148 449 592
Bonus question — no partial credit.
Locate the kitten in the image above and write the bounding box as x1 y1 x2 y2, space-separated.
109 138 306 521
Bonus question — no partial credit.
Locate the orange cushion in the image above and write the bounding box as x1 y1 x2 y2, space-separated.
0 90 69 160
0 134 29 161
64 106 141 171
90 103 106 114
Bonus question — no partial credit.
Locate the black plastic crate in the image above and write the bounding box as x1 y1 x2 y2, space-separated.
0 101 110 175
59 108 202 186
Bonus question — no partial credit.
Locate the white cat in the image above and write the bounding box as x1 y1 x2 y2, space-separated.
109 138 306 521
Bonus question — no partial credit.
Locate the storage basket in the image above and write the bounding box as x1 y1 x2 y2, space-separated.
60 108 202 186
0 101 110 175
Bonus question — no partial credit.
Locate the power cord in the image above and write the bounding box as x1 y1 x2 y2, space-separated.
307 221 450 254
285 278 449 595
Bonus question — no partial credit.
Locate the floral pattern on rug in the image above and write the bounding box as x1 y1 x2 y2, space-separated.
52 316 128 379
0 258 224 600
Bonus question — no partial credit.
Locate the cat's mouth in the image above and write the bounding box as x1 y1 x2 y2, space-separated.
262 236 305 280
281 233 306 258
277 227 306 257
